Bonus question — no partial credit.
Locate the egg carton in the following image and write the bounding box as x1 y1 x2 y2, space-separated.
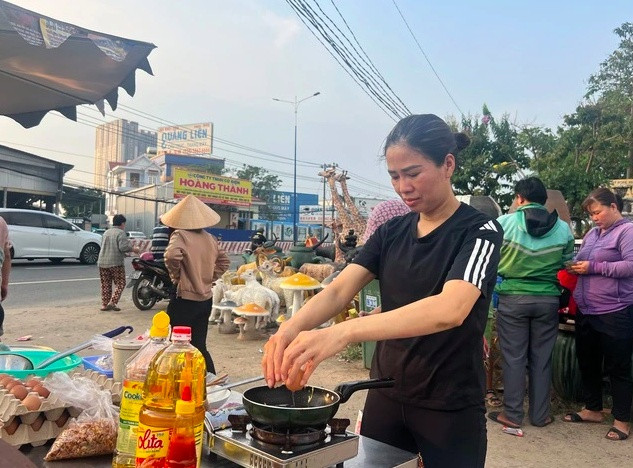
71 368 122 404
0 387 78 426
0 410 74 448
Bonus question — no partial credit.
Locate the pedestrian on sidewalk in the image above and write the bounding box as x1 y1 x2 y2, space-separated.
97 214 136 311
489 177 574 429
161 195 230 374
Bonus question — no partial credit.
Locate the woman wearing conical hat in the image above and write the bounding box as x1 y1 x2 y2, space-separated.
162 195 230 373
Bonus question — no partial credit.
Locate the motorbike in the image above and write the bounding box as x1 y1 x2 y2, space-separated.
127 252 174 310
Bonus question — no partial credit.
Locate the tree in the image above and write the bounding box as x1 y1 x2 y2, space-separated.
586 22 633 176
449 105 529 209
230 165 282 220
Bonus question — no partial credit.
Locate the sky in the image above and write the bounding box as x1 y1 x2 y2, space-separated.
1 0 632 201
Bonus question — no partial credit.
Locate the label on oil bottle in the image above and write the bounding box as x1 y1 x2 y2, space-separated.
135 423 172 466
115 379 144 454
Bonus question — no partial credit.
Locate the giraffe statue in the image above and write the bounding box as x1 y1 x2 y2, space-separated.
335 170 366 241
319 167 354 263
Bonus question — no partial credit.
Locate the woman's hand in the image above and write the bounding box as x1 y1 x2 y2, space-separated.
261 321 301 388
279 326 350 389
569 260 590 275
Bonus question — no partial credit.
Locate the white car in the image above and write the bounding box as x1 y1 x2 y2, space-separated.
0 208 102 264
126 231 147 239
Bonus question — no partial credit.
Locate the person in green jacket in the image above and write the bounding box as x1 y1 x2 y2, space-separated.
488 177 574 429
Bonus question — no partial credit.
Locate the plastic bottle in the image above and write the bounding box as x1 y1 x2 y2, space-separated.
113 311 171 468
135 326 206 468
165 386 197 468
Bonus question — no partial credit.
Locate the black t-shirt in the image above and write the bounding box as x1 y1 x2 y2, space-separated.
353 203 502 410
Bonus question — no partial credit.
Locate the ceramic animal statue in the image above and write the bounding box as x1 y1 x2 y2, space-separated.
235 269 281 326
298 263 337 282
256 259 296 310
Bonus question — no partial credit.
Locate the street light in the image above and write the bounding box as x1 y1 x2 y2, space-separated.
273 91 321 245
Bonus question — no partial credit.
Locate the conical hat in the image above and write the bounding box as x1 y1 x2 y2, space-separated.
160 195 221 229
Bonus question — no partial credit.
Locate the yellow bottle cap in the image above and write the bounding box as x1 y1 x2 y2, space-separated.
149 311 170 338
175 399 195 415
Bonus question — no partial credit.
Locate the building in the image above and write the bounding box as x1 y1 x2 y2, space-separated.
0 145 72 213
93 119 156 189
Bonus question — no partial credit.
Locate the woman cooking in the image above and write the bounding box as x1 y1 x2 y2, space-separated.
262 114 503 467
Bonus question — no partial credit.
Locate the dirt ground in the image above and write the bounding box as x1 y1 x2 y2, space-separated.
2 295 632 467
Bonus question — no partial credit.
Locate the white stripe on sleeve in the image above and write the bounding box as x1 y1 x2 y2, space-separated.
463 238 494 289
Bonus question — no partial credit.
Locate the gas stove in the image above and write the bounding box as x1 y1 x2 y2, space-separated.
206 414 359 468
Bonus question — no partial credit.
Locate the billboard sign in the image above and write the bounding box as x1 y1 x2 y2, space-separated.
157 122 213 157
299 205 335 224
173 167 252 206
268 191 318 222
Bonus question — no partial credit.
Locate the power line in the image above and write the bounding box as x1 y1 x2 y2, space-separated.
391 0 464 116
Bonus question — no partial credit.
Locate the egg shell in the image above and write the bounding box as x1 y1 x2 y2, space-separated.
32 384 50 398
10 384 28 401
21 393 42 411
4 379 19 391
2 417 20 435
25 377 41 388
0 374 13 386
30 414 45 432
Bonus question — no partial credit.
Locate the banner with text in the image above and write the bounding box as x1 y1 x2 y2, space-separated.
173 167 252 206
157 122 213 157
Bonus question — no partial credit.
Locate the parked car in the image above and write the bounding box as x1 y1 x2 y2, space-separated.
126 231 147 239
0 208 102 264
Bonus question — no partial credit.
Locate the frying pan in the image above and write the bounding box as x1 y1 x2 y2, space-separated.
242 377 394 428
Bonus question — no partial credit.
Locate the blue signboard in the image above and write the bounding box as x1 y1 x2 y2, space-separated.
268 191 318 223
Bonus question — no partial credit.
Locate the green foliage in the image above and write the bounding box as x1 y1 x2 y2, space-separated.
338 343 362 362
229 165 282 220
448 105 527 209
586 22 633 176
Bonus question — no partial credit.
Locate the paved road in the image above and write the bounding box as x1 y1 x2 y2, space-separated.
4 255 245 309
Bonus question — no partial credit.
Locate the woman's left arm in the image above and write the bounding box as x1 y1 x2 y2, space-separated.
585 228 633 278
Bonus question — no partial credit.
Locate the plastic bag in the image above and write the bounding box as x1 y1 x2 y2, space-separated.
43 372 119 461
90 334 114 371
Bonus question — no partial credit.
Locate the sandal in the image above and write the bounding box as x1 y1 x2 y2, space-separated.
100 304 113 311
563 412 604 423
487 411 521 429
485 390 502 407
108 304 121 311
606 426 629 441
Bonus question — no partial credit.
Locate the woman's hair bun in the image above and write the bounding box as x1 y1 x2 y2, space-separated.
453 132 470 153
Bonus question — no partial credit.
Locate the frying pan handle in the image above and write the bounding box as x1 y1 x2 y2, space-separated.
335 377 395 403
102 326 134 338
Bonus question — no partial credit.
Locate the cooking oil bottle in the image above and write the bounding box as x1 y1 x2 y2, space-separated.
113 311 171 468
135 326 206 468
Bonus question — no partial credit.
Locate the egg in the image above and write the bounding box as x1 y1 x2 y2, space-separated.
55 411 69 428
30 414 45 432
0 374 13 386
21 394 41 411
25 377 41 388
4 379 19 391
32 384 50 398
2 417 20 435
9 384 28 401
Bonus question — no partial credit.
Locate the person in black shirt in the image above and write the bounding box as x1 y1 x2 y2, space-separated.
249 227 266 251
150 221 171 262
262 114 502 468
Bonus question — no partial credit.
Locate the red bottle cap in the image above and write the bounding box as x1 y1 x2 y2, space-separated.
171 326 191 341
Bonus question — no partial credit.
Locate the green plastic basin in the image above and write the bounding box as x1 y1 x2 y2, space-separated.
0 349 82 378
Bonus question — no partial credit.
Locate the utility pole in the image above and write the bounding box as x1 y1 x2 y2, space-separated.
321 163 328 237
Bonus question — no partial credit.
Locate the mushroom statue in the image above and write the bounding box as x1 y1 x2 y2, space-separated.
233 302 270 340
279 273 322 317
212 299 238 334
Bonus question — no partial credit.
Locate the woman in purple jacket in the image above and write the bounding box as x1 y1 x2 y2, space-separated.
564 188 633 441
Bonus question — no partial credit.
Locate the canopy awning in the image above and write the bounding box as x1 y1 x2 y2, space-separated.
0 0 156 128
